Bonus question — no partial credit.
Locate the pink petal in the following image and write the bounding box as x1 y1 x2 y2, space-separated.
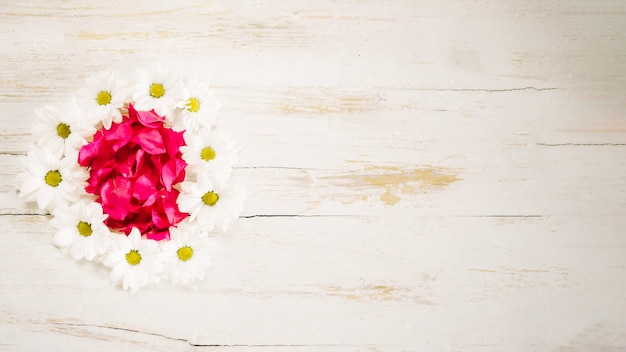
103 118 133 152
113 146 132 177
85 158 116 194
128 103 139 121
160 158 187 191
81 105 191 239
142 192 160 207
100 177 132 220
131 208 153 233
133 174 157 202
131 127 166 154
129 104 166 128
90 152 115 173
146 230 170 241
149 154 164 173
78 136 102 166
162 128 185 158
151 202 171 228
133 148 145 175
163 189 188 224
104 218 126 232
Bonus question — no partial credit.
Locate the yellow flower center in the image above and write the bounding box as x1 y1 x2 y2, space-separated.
56 123 71 139
126 249 142 265
200 147 216 161
77 221 93 237
177 246 194 261
96 91 112 105
149 83 165 98
202 191 219 206
44 170 62 187
186 97 200 112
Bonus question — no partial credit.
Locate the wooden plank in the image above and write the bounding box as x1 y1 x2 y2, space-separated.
1 214 625 349
2 87 626 158
1 0 626 350
2 141 626 216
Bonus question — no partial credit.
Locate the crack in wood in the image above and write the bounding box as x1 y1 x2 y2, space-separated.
1 213 550 219
536 143 626 147
1 211 549 217
46 321 188 344
468 215 546 218
0 212 48 216
408 86 558 92
189 343 399 347
239 214 352 218
236 166 338 172
237 166 306 170
45 321 397 348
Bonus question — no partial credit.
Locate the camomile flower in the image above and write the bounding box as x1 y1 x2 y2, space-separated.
32 97 97 156
179 127 240 177
50 200 111 261
102 228 163 294
78 70 129 130
132 63 181 118
19 147 88 211
177 174 244 232
171 78 218 132
159 225 214 285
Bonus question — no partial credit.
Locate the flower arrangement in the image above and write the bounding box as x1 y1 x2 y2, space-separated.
19 64 244 293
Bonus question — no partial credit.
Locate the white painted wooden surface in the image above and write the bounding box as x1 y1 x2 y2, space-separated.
1 1 626 351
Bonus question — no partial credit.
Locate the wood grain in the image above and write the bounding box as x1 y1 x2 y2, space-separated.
1 0 626 351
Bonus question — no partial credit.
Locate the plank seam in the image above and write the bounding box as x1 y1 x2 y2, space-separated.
536 143 626 147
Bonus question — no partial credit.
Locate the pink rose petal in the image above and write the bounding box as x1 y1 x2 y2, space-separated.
100 177 132 220
79 105 189 240
129 104 166 128
161 158 187 191
131 127 166 154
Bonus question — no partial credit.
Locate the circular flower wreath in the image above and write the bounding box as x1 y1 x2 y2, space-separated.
19 64 244 294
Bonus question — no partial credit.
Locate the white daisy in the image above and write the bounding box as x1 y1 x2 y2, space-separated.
102 228 163 294
19 147 88 211
159 225 214 285
171 78 218 132
50 200 111 261
177 175 244 232
132 63 181 118
78 70 129 130
179 127 240 177
32 97 97 156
